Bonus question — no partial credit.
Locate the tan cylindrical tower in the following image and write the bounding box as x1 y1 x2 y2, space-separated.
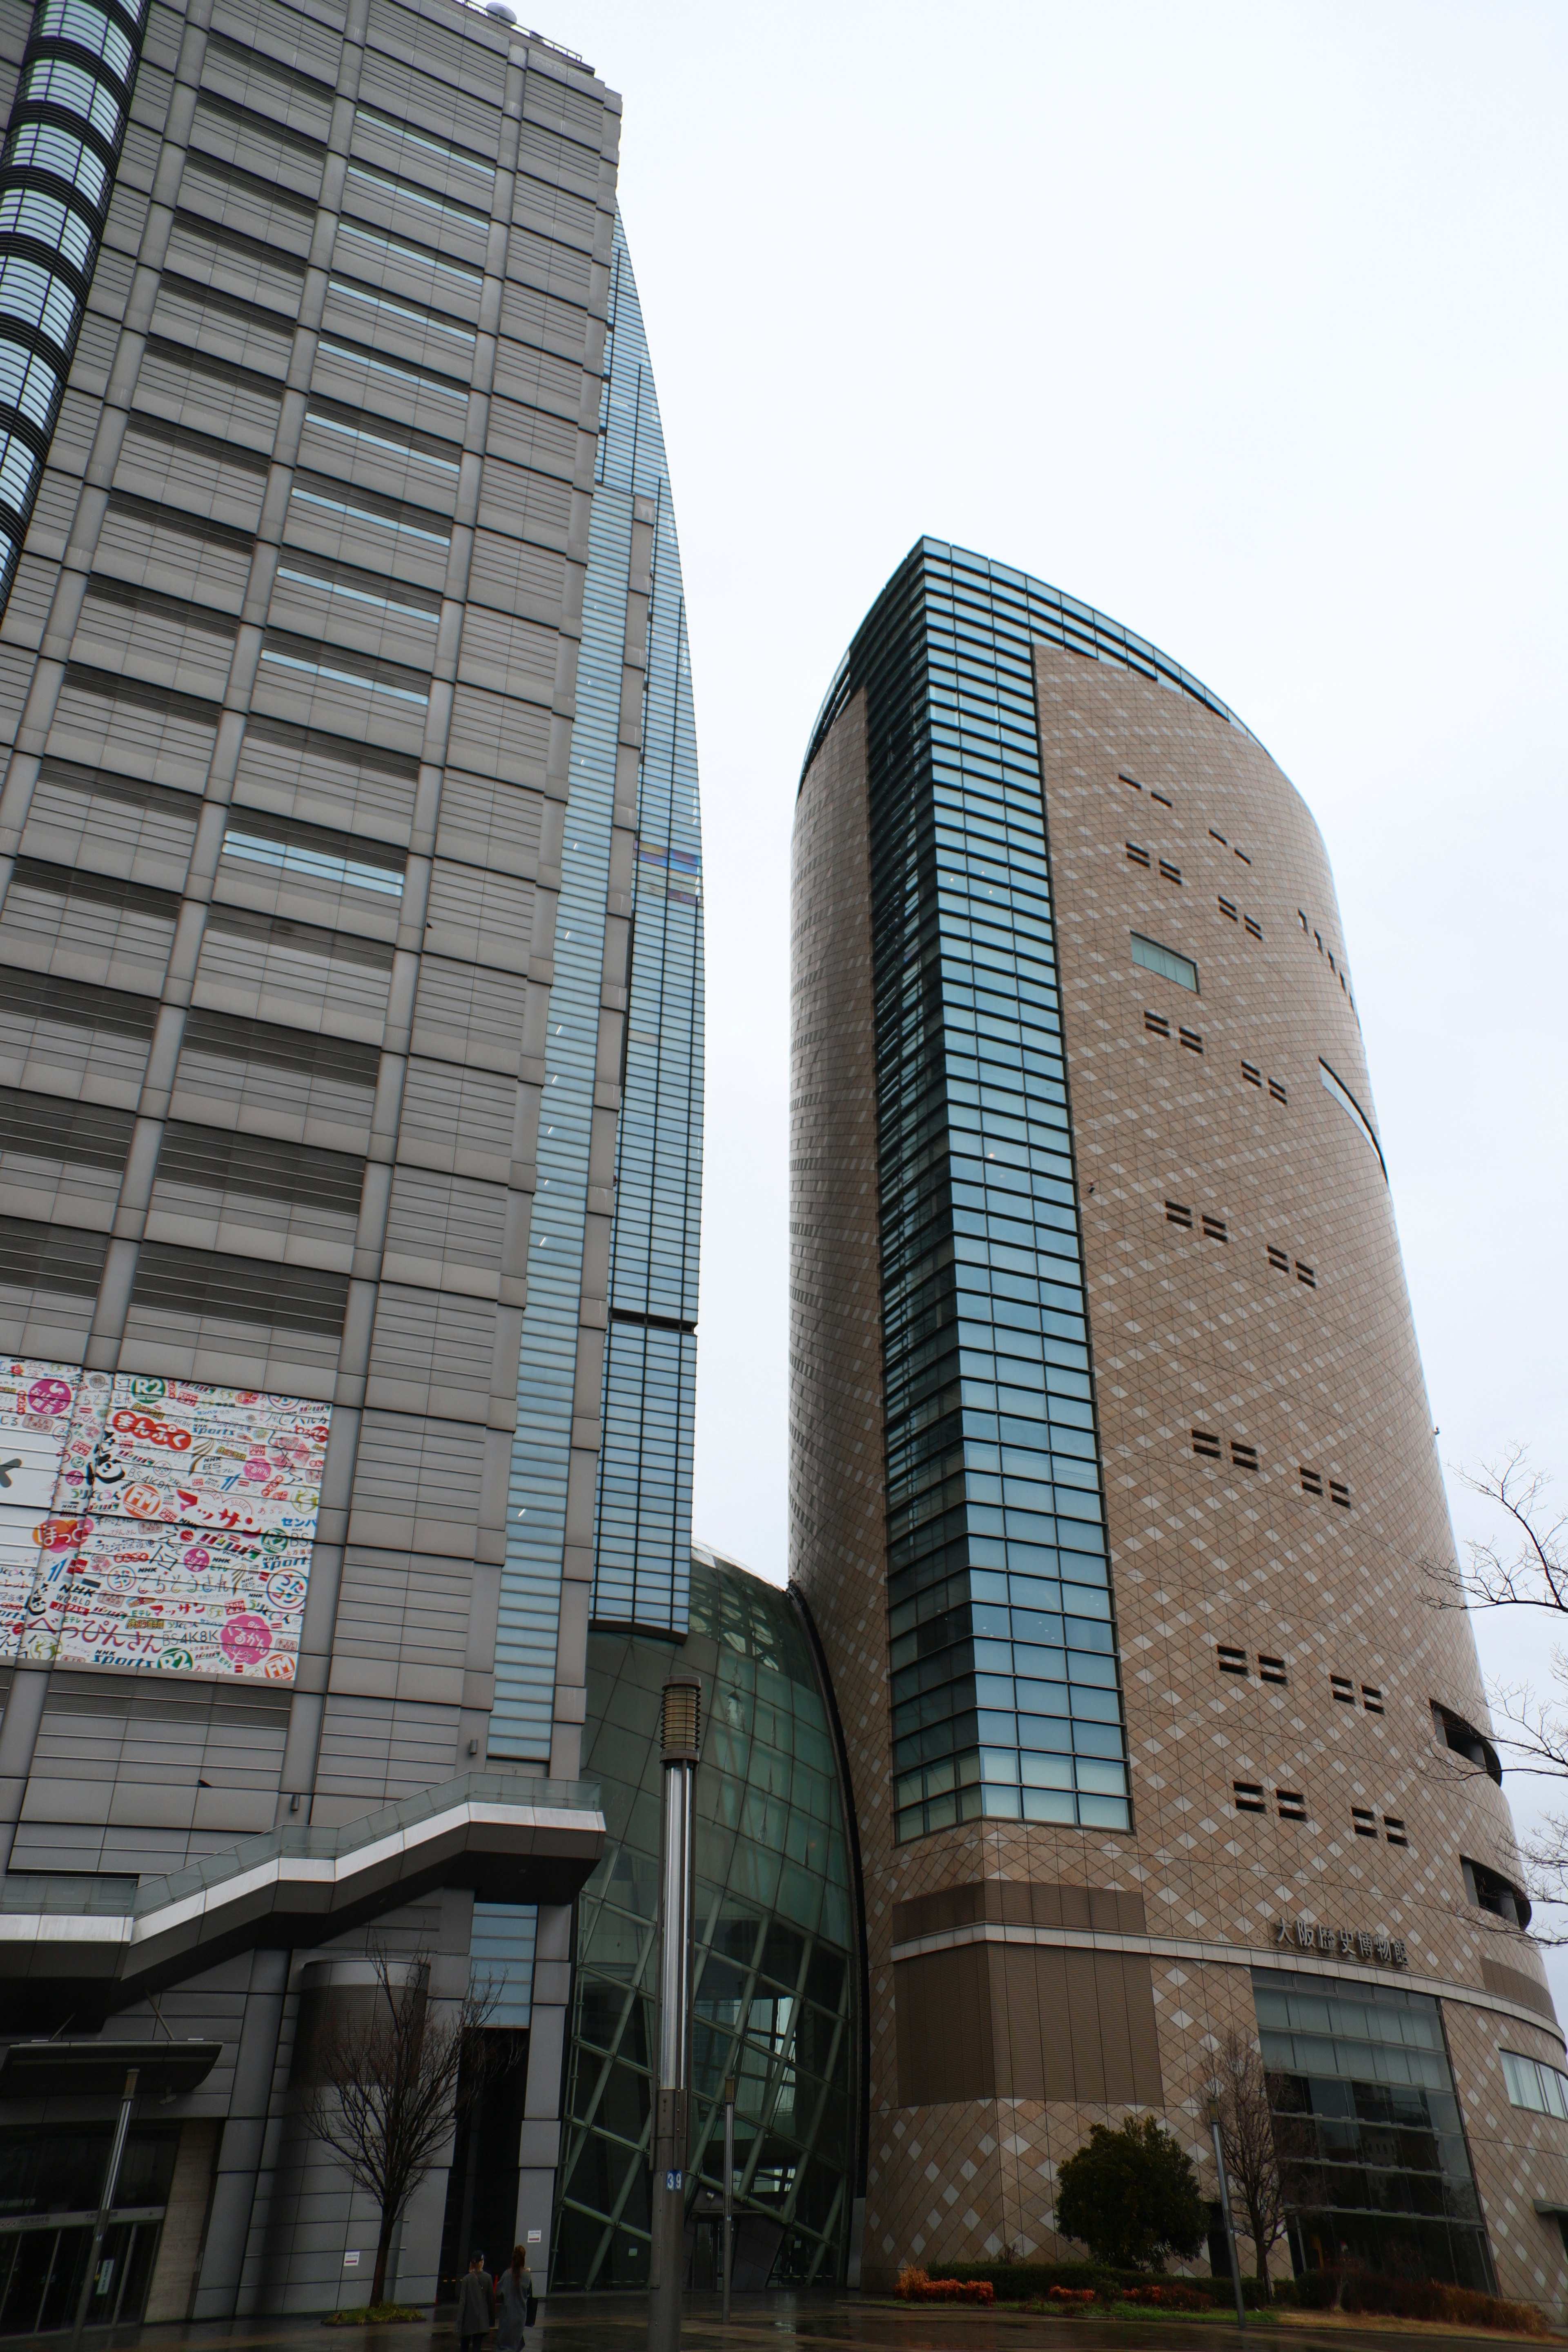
791 541 1568 2304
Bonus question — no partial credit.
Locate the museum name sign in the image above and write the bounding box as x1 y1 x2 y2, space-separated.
1274 1917 1408 1968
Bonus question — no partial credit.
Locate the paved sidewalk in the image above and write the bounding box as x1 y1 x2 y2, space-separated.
51 2290 1559 2352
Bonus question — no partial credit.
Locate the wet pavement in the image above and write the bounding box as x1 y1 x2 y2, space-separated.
59 2288 1559 2352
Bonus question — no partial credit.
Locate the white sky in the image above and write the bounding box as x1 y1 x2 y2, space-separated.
524 0 1567 1982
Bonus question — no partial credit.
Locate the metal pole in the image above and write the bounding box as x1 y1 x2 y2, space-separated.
1207 2100 1247 2331
721 2075 735 2325
648 1674 700 2352
69 2066 138 2352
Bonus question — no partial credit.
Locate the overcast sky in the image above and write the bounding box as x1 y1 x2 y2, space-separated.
523 0 1567 1971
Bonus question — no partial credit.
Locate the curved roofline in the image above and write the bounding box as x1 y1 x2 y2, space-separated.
800 536 1262 788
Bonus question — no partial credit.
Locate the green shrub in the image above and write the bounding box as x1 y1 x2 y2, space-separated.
939 2261 1121 2301
1054 2116 1206 2271
322 2306 426 2327
937 2260 1269 2308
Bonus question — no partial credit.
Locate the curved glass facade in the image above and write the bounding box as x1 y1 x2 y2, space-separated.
592 218 704 1637
0 0 149 609
814 541 1132 1843
553 1544 857 2290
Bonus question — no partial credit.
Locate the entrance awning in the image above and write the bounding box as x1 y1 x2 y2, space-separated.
0 2040 222 2100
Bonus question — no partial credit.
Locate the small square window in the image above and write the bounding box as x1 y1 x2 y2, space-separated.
1166 1200 1193 1229
1361 1684 1383 1715
1258 1655 1287 1685
1233 1780 1266 1813
1244 916 1263 940
1179 1026 1204 1054
1384 1815 1408 1846
1159 859 1182 884
1268 1078 1288 1104
1296 1261 1317 1288
1201 1213 1228 1242
1192 1428 1222 1460
1217 1644 1248 1676
1277 1789 1307 1822
1301 1468 1324 1497
1218 895 1239 921
1126 841 1151 868
1352 1806 1376 1837
1267 1245 1289 1272
1330 1675 1354 1704
1144 1011 1171 1037
1230 1441 1259 1472
1242 1061 1263 1087
1330 1480 1352 1510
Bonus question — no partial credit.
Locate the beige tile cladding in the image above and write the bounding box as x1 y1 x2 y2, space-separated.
789 644 1568 2303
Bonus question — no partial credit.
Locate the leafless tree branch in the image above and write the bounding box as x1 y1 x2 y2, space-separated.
1434 1448 1568 1616
1210 2033 1287 2296
303 1942 499 2305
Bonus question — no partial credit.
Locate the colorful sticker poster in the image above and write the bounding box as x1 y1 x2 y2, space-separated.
58 1374 330 1539
0 1357 87 1510
0 1358 328 1682
50 1522 312 1681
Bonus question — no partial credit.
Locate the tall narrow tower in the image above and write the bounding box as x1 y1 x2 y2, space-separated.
792 540 1565 2303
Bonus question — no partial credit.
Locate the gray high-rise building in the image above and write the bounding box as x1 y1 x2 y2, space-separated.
0 0 708 2320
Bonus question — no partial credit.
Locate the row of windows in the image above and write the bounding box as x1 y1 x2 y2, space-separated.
1125 840 1183 886
1217 894 1264 939
1166 1204 1314 1283
1192 1429 1351 1506
1234 1781 1407 1843
1218 1646 1385 1713
1500 2049 1568 2118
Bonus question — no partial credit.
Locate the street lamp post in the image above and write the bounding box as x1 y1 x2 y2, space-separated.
721 2075 735 2323
648 1671 701 2352
1206 2088 1247 2331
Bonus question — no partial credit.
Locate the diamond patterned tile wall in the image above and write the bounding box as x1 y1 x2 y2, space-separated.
791 541 1568 2305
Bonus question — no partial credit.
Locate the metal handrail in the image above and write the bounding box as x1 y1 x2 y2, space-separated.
0 1770 601 1920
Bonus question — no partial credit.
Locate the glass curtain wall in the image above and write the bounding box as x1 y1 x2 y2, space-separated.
1255 1970 1494 2290
0 0 151 608
552 1547 855 2290
811 541 1132 1844
590 220 702 1637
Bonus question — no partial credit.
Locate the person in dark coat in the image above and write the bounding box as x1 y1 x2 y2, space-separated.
495 2245 532 2352
457 2251 494 2352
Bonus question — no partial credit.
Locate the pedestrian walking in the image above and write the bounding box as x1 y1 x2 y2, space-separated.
495 2244 532 2351
457 2250 494 2352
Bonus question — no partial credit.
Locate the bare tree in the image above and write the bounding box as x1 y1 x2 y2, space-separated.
303 1944 498 2305
1209 2031 1287 2296
1426 1449 1568 1935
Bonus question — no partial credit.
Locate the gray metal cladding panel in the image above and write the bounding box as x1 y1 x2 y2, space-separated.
432 770 545 877
396 1057 519 1174
347 1411 488 1546
331 1549 474 1673
365 1284 500 1413
409 957 528 1074
232 719 419 844
382 1164 509 1288
312 1693 461 1811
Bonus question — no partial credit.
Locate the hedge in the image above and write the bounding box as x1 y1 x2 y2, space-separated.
933 2261 1271 2308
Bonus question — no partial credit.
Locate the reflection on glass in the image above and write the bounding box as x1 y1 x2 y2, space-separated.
553 1548 856 2289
